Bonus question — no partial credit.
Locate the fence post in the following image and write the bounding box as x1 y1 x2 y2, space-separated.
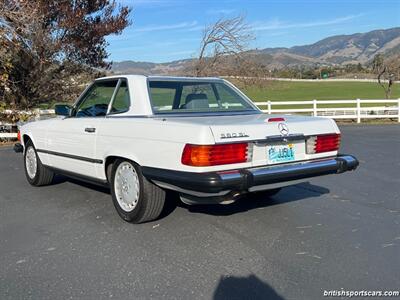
313 99 317 117
397 98 400 123
267 101 272 114
356 98 361 123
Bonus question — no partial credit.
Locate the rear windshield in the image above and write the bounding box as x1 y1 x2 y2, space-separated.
148 80 257 114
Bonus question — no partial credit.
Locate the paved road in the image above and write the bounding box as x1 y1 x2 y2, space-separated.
0 125 399 300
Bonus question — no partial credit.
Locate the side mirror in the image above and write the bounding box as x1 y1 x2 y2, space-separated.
54 104 71 116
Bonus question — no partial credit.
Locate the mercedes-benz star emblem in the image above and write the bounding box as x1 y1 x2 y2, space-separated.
278 123 289 136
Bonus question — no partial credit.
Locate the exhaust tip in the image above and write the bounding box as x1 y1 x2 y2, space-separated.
179 191 245 205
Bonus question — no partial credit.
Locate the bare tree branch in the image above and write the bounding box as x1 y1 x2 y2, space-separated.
372 54 400 99
194 15 254 77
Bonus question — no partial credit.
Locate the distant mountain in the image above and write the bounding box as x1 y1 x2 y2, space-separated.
111 59 193 75
111 27 400 75
287 27 400 64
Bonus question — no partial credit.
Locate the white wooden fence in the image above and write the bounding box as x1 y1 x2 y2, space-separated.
256 99 400 123
1 98 399 139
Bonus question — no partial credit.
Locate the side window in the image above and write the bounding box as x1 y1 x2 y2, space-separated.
110 80 130 114
215 83 252 109
149 87 176 111
75 80 118 117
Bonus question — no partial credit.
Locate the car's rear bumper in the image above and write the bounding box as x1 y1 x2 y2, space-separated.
14 143 23 153
142 154 359 197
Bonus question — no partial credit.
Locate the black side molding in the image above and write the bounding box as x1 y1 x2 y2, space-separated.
36 149 103 164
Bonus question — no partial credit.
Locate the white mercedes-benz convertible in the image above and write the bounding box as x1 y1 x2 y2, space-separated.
15 75 358 223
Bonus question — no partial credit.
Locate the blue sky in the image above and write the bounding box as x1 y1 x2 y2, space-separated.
107 0 400 63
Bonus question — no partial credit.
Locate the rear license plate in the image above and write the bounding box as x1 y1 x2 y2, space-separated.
267 143 295 164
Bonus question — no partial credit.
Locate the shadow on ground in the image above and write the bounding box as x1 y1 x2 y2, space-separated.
51 175 181 220
52 174 110 194
50 175 330 220
183 182 329 217
213 274 284 300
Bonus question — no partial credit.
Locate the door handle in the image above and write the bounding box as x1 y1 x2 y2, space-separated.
85 127 96 133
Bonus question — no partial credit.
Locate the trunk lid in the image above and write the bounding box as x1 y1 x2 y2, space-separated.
208 114 339 166
163 113 337 142
164 113 339 167
207 114 337 143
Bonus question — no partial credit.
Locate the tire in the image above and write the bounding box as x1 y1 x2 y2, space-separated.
24 140 54 186
110 159 166 223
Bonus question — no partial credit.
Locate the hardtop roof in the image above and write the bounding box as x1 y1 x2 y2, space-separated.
95 74 223 82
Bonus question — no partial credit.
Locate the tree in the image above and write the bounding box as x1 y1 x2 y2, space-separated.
0 0 131 109
372 54 400 99
194 15 254 77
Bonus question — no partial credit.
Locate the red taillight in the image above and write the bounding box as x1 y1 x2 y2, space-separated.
181 143 249 166
306 133 341 154
17 131 21 141
267 117 285 122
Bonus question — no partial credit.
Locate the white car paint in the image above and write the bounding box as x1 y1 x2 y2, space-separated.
19 75 345 196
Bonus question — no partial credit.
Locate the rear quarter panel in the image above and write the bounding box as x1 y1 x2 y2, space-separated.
95 117 218 179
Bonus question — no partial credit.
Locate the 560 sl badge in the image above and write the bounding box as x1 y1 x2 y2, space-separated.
220 132 249 139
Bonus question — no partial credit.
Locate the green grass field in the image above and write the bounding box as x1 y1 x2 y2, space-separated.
239 80 400 110
241 80 399 102
40 80 399 110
